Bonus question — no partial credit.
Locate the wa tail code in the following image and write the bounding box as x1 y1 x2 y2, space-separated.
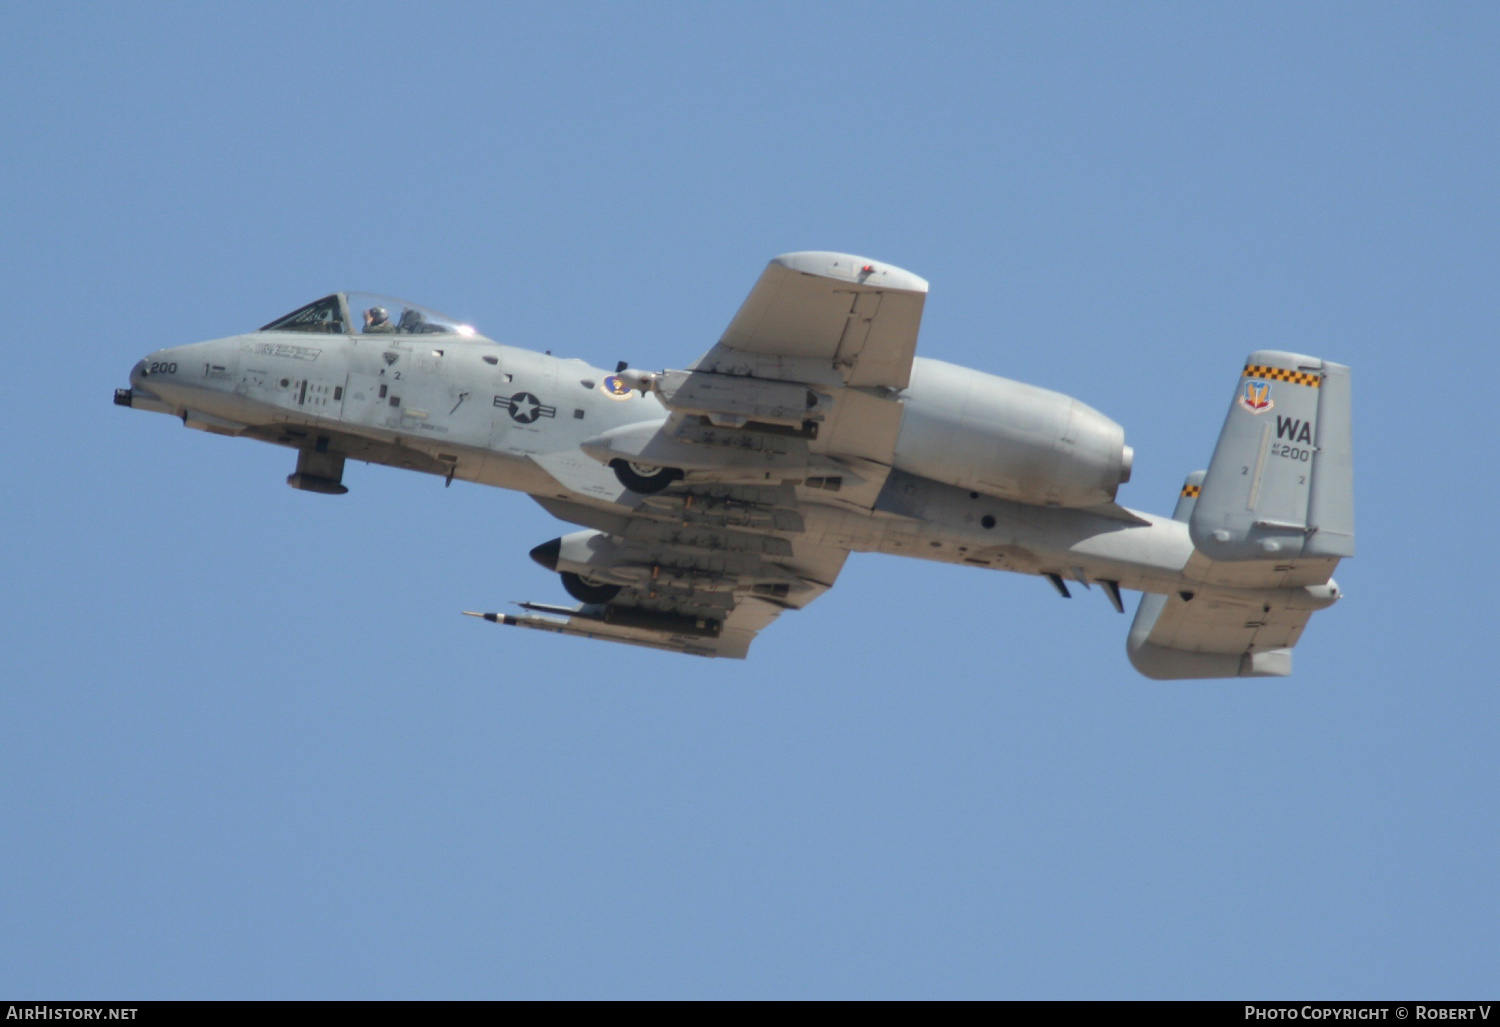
1276 415 1314 444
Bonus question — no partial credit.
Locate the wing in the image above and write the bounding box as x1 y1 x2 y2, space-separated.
692 251 929 389
470 485 849 658
473 253 927 656
592 252 930 512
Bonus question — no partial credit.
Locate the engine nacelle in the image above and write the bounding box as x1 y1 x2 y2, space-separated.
893 357 1132 508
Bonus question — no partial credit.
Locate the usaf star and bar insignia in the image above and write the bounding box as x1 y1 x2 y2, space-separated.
493 391 556 423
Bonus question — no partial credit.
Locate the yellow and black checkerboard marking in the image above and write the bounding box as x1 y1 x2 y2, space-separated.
1180 483 1201 498
1243 364 1321 388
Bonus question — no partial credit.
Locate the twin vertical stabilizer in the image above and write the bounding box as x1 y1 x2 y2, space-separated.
1128 352 1353 680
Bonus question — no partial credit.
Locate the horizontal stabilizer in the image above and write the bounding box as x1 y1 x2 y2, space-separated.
1125 580 1340 680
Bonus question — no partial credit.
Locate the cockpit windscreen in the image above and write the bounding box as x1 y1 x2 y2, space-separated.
260 293 478 337
260 294 346 334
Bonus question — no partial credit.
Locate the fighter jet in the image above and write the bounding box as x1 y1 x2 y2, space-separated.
115 253 1353 677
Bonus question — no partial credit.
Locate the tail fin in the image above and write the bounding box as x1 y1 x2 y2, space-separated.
1125 355 1353 680
1190 351 1354 562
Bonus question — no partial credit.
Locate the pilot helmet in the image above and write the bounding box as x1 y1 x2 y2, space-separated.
367 306 388 323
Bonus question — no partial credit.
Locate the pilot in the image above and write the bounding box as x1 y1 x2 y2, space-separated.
363 306 396 333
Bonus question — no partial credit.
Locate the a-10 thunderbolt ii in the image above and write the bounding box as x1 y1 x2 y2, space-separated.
116 252 1353 677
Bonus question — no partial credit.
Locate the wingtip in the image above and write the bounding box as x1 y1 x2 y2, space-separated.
769 251 929 293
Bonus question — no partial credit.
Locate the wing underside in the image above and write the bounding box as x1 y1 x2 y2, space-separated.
477 252 926 657
676 251 928 508
695 251 929 390
474 485 849 658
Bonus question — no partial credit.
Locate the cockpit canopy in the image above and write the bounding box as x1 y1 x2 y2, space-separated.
259 292 479 337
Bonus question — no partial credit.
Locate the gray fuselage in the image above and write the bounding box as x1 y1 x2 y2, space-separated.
125 328 1204 596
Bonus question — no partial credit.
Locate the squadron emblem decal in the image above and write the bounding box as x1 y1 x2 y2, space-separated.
1239 379 1274 414
599 375 632 400
494 391 556 424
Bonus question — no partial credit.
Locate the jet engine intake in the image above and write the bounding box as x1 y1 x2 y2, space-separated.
893 357 1131 509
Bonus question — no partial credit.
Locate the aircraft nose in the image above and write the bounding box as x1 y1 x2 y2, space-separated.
131 345 201 389
118 352 175 409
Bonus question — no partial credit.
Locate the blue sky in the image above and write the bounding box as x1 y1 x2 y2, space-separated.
2 2 1496 998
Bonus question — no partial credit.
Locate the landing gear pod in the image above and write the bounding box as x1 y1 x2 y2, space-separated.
560 571 622 604
610 460 682 495
287 444 347 495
